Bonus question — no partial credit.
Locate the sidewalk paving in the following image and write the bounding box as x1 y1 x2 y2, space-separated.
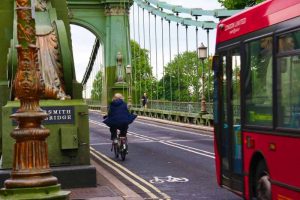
69 159 143 200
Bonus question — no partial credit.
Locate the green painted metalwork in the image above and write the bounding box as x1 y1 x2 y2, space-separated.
0 2 14 154
67 0 133 109
134 0 217 28
1 100 90 169
0 184 69 200
134 0 242 29
144 0 241 17
0 3 95 194
82 39 100 85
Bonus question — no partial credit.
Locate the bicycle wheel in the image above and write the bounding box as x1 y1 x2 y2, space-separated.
120 147 126 161
120 139 127 161
113 143 119 158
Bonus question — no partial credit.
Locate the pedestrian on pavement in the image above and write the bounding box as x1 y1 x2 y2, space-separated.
103 93 137 142
141 92 148 108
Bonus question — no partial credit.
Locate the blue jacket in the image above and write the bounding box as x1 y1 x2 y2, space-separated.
103 99 137 127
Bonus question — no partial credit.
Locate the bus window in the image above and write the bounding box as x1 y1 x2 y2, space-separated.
221 49 242 175
245 36 273 126
277 31 300 128
221 55 229 170
278 31 300 53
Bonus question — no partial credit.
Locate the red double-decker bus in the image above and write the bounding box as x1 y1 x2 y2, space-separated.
213 0 300 199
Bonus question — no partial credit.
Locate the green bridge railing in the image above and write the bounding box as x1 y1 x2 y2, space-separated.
85 99 214 126
85 99 241 127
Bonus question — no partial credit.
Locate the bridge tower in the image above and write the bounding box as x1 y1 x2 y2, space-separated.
68 0 133 110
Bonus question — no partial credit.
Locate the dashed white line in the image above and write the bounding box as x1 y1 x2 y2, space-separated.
90 119 215 159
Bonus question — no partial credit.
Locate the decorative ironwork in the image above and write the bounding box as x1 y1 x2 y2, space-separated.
35 0 47 11
105 5 129 16
37 29 70 100
116 52 125 82
4 0 58 189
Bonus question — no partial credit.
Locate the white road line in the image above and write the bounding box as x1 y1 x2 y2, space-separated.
128 131 215 157
159 141 215 159
128 131 159 141
127 133 154 142
165 141 215 155
90 147 171 200
135 120 213 138
90 120 215 158
89 114 212 138
91 140 156 146
90 142 111 145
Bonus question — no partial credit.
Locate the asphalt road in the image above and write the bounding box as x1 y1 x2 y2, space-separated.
89 111 242 200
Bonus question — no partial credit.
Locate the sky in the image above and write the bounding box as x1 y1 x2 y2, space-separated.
71 0 223 84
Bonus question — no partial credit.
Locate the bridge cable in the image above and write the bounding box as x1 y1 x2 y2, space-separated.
120 0 124 97
195 16 200 109
154 14 158 101
132 4 137 107
96 45 100 101
168 20 173 110
138 6 142 105
185 24 192 107
161 10 165 110
206 28 211 104
176 13 180 108
126 1 132 104
148 10 153 108
142 8 146 101
185 25 188 53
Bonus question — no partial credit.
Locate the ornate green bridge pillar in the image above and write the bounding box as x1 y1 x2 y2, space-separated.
102 0 132 110
67 0 133 111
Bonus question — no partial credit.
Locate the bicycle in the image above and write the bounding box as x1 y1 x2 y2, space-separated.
111 130 128 161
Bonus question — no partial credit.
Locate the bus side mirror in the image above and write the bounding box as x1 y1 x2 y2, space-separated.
212 55 219 71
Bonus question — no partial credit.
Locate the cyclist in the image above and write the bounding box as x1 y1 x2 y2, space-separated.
103 93 137 143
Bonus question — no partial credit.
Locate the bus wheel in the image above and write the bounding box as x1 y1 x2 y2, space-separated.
255 161 271 200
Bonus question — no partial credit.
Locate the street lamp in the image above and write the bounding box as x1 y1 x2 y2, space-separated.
198 43 208 113
126 65 132 108
0 0 69 198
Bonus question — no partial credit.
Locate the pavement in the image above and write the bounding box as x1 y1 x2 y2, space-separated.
69 159 144 200
68 115 213 200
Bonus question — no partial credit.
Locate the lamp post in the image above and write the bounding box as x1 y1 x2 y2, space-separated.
198 43 208 113
126 65 132 108
0 0 69 198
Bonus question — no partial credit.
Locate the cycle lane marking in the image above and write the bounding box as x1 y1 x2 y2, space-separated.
149 176 189 184
90 147 171 200
90 120 215 158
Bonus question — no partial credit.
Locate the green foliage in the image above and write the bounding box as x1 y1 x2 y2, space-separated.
159 51 213 102
218 0 265 9
91 40 214 104
91 70 102 100
130 40 156 102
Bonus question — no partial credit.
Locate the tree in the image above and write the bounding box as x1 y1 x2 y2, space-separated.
218 0 265 9
130 40 156 104
159 51 212 102
91 70 102 100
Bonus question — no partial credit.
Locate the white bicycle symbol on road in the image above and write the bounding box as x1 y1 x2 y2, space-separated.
149 176 189 184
